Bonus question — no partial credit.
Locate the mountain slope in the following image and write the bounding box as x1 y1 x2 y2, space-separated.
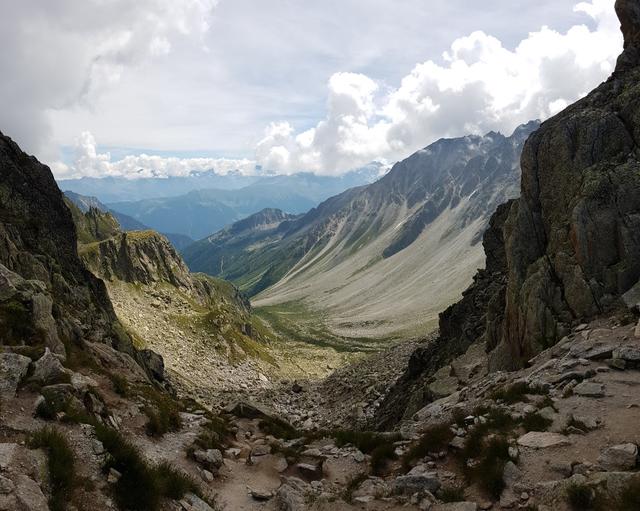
183 208 300 281
186 122 539 339
376 0 640 426
105 170 385 240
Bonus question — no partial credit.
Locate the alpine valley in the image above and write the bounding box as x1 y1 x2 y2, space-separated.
1 2 640 511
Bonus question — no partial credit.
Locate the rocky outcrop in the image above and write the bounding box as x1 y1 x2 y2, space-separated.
0 132 133 356
81 230 194 290
489 0 640 370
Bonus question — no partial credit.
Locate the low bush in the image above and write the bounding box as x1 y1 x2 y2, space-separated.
402 423 454 469
95 423 216 510
618 476 640 511
155 462 197 500
370 443 397 476
474 436 511 498
29 427 76 511
258 416 301 440
144 397 182 437
521 412 553 432
566 482 595 510
439 484 465 503
332 430 400 454
490 381 547 404
110 373 129 396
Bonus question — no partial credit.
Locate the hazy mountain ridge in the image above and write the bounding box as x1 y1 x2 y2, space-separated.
104 169 386 240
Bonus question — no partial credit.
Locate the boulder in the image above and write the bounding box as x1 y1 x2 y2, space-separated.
598 444 638 471
275 482 307 511
30 348 70 385
517 432 571 449
0 353 31 398
139 349 164 381
393 473 441 495
13 475 48 511
503 461 522 487
193 449 223 470
573 382 605 398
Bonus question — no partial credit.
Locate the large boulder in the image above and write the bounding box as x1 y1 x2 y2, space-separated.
598 443 638 471
30 348 71 385
0 353 30 399
139 349 164 382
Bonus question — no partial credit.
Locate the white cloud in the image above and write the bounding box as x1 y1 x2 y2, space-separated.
0 0 217 158
255 0 622 175
55 131 255 179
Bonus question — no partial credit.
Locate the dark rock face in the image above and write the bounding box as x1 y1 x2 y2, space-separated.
490 1 640 370
0 132 129 354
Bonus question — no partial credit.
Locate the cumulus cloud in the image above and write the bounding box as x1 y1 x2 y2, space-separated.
255 0 622 175
0 0 217 157
55 131 255 179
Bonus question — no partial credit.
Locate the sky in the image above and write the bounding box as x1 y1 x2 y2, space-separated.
0 0 623 179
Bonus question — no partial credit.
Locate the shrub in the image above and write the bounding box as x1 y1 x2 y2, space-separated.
618 477 640 511
29 427 76 511
110 374 129 397
144 398 182 437
490 382 547 404
95 423 161 510
95 423 216 510
485 407 516 431
566 482 594 510
439 484 465 503
402 423 454 469
258 416 301 440
464 435 511 499
332 430 400 454
521 412 553 432
155 462 197 500
370 443 397 476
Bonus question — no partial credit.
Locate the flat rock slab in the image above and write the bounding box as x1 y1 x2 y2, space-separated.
517 432 571 449
573 382 605 397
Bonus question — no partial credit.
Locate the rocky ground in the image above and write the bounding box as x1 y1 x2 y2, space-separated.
2 312 640 511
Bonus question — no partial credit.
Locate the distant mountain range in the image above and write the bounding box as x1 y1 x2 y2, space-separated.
183 121 540 339
99 167 386 240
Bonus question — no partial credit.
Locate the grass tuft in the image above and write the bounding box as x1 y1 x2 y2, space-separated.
29 427 76 511
490 381 548 404
402 423 453 469
439 484 465 503
618 477 640 511
522 412 553 432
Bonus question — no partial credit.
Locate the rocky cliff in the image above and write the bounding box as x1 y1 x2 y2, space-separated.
489 0 640 370
0 132 135 357
376 0 640 427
